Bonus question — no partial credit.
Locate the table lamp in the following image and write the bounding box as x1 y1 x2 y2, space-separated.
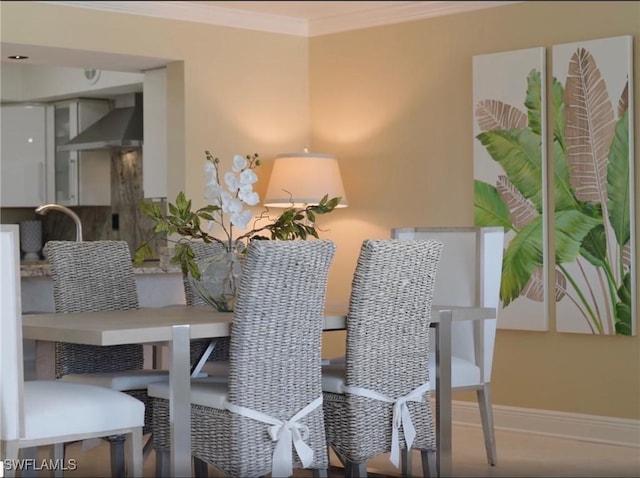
264 150 348 208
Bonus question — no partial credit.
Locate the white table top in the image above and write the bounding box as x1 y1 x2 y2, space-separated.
22 304 495 346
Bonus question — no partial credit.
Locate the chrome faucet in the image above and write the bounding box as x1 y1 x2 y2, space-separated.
35 204 83 241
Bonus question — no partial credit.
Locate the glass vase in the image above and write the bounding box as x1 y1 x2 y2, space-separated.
188 246 243 312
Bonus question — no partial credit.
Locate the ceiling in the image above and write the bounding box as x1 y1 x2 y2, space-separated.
3 1 520 73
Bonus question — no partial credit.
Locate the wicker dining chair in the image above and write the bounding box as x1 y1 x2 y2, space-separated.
148 239 336 477
321 239 442 477
44 240 170 477
184 241 232 369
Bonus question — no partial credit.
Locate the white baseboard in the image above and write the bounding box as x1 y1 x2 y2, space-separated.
452 400 640 448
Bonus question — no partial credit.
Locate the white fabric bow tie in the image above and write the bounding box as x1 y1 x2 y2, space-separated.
225 396 322 477
344 381 431 468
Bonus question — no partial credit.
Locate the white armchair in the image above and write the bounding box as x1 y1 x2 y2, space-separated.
392 226 504 466
0 225 145 478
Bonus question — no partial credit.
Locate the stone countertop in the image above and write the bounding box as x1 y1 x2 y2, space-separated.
20 260 182 278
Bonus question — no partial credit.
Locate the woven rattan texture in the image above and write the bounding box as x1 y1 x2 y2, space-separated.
322 239 442 463
183 241 231 363
152 239 336 476
44 241 143 377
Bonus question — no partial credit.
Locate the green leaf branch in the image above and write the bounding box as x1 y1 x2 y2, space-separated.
134 151 341 279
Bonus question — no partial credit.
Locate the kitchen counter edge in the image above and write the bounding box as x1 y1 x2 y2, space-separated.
21 260 181 278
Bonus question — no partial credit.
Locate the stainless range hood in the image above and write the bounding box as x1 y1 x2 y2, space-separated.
59 93 143 151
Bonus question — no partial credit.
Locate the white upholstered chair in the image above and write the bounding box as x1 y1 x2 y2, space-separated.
392 226 504 466
0 225 144 478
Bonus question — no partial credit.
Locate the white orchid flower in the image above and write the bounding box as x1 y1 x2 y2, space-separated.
239 169 258 185
204 182 222 205
204 161 217 183
231 209 253 229
220 191 234 213
239 190 260 206
232 154 247 173
225 196 244 214
225 172 240 191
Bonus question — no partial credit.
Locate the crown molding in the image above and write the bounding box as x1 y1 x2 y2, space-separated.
40 1 309 35
39 1 522 37
309 1 522 36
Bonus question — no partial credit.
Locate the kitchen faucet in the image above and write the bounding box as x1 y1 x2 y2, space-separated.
35 204 83 241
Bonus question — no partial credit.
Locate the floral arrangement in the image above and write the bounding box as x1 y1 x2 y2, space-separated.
134 150 341 280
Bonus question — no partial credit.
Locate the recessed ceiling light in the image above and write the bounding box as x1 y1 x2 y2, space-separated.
8 55 29 60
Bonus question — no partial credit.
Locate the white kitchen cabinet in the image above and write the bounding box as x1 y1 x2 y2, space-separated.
48 99 112 206
0 104 48 207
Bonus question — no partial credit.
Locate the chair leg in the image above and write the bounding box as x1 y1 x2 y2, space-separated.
20 447 37 478
344 460 367 478
477 383 497 466
401 448 412 476
420 449 437 478
193 456 209 477
53 443 65 478
155 450 170 478
1 441 20 478
109 436 127 477
126 427 143 477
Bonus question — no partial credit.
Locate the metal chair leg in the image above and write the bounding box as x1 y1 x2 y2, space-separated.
155 450 169 478
1 441 20 478
53 443 65 478
421 449 437 477
193 456 209 477
401 448 412 476
109 437 126 477
344 460 367 478
477 383 497 465
20 447 37 478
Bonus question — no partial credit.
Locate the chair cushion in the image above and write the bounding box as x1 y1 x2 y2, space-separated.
60 370 171 391
147 378 228 409
23 381 144 441
429 352 481 388
60 370 208 391
321 354 482 394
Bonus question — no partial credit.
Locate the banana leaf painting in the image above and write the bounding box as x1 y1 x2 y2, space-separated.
473 47 549 331
552 36 635 335
473 38 636 336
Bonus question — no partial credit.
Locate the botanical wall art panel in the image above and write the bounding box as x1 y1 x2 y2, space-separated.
552 36 635 335
473 47 548 331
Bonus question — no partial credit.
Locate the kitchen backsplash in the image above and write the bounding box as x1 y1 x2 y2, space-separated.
0 150 166 261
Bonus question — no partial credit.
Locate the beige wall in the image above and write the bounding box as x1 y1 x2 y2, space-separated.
0 1 311 203
1 1 638 419
310 1 640 419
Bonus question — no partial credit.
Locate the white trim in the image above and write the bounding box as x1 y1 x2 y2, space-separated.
38 1 522 37
452 400 640 448
310 1 521 36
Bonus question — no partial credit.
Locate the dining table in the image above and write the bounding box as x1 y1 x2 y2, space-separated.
22 303 495 477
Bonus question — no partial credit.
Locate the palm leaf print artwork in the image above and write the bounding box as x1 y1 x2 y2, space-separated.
473 37 635 336
552 36 635 335
473 47 548 331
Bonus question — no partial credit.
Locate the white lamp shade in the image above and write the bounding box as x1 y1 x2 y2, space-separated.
264 152 348 208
